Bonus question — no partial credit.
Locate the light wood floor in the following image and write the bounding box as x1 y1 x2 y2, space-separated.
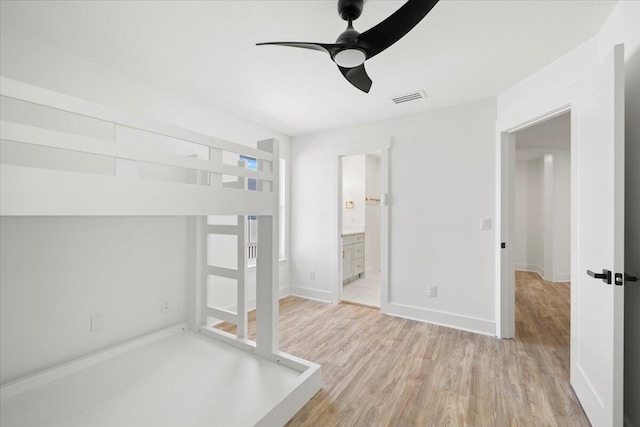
219 271 589 426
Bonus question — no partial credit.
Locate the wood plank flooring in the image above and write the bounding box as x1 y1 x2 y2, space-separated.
218 271 589 426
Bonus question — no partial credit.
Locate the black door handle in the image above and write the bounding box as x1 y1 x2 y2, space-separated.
587 269 612 284
625 274 638 283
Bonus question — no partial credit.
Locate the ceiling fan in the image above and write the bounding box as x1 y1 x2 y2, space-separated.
257 0 440 93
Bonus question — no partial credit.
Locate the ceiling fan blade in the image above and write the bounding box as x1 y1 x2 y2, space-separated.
338 64 373 93
357 0 439 59
256 41 343 56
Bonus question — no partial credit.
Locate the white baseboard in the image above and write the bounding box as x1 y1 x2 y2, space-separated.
281 285 291 297
290 286 332 303
554 272 571 283
386 303 495 336
515 264 545 279
289 292 496 336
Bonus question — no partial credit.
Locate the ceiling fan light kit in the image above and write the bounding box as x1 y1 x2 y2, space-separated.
257 0 440 93
333 49 366 68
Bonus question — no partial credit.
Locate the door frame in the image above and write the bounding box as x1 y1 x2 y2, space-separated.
496 105 571 338
494 58 585 338
332 137 391 312
497 44 626 426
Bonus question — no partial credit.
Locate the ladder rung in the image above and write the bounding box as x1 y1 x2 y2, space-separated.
207 266 240 280
206 225 241 235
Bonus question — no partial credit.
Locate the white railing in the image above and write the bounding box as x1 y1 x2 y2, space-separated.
0 77 275 197
248 242 258 261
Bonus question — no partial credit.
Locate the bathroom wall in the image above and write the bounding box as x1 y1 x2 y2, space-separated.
514 150 570 282
365 154 381 275
514 157 545 276
342 154 366 232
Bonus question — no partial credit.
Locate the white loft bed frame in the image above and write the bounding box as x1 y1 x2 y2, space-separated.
0 77 321 427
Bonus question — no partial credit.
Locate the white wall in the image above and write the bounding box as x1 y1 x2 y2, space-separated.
0 217 187 383
365 154 381 275
514 150 571 282
551 150 571 282
0 25 292 382
342 155 366 231
291 99 497 334
496 1 640 423
514 158 544 275
515 113 572 283
365 155 381 198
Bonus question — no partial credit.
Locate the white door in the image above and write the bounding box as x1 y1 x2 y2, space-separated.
571 44 625 427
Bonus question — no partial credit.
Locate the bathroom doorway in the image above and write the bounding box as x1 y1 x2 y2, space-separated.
332 137 390 312
341 153 382 308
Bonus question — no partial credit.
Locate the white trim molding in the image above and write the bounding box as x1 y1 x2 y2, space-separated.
515 264 545 279
496 101 572 339
290 287 333 304
387 303 496 337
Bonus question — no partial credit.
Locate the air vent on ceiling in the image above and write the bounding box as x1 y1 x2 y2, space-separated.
391 90 427 105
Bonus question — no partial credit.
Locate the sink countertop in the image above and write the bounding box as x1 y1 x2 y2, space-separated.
342 230 365 237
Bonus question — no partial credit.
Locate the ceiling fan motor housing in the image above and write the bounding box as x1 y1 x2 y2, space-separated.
338 0 364 21
336 26 361 44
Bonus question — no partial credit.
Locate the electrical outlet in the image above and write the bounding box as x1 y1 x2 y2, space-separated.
90 314 104 333
161 299 169 313
428 285 437 297
309 269 316 280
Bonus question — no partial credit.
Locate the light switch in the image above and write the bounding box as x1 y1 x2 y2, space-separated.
480 218 492 231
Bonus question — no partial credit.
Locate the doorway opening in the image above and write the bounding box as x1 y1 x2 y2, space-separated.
498 106 571 339
341 153 382 308
512 112 572 342
332 137 390 313
497 44 625 425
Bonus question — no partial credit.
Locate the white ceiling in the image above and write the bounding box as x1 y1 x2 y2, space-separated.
515 112 571 160
0 1 616 136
